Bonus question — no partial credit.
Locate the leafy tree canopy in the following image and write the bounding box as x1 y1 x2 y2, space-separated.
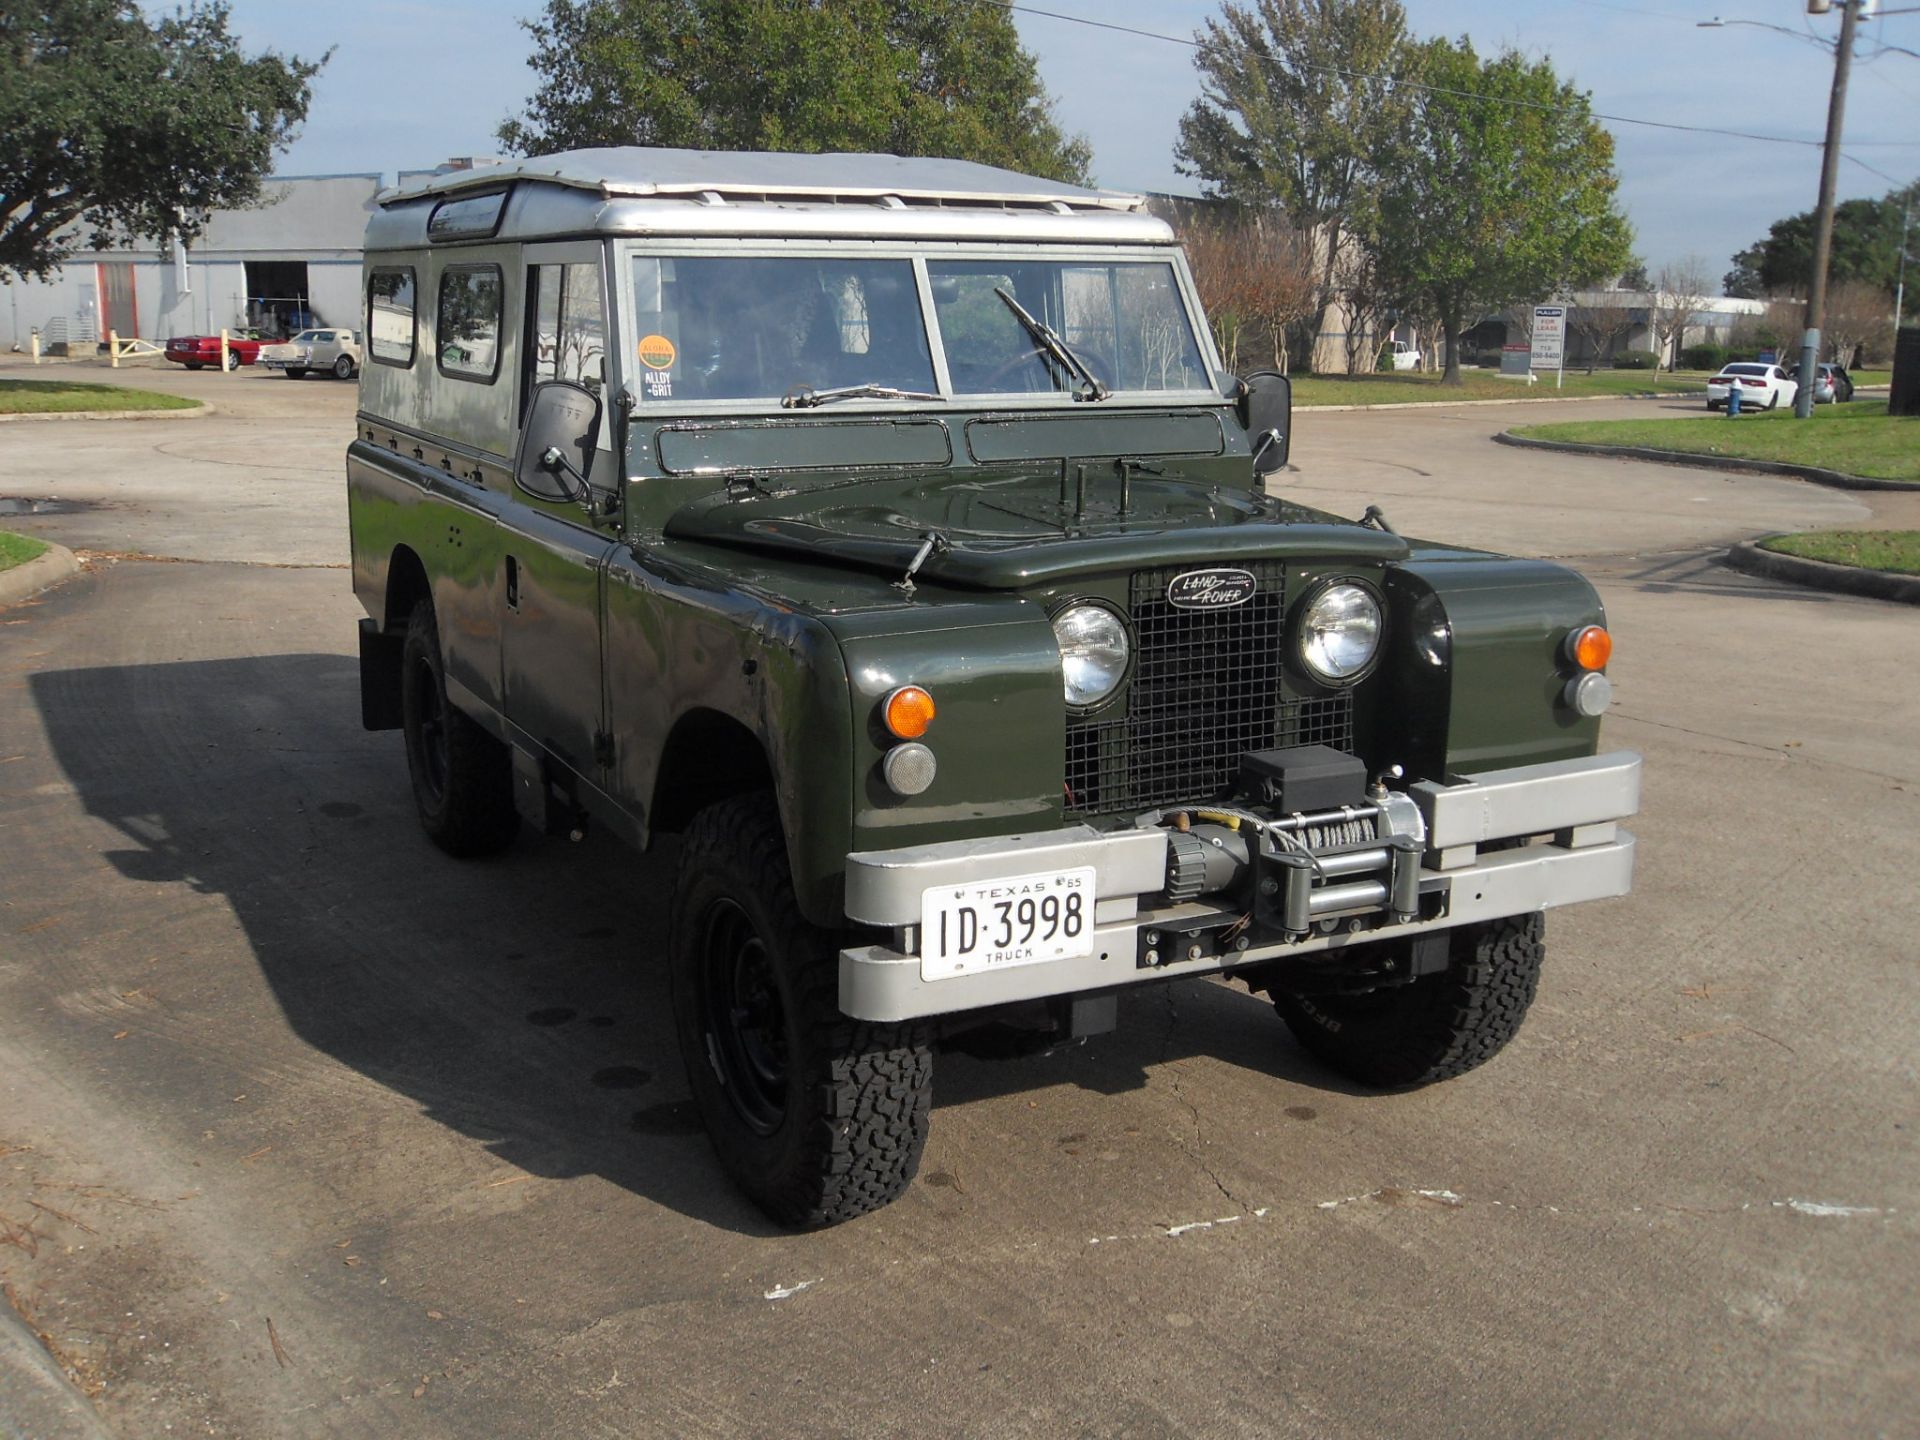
0 0 324 282
1373 37 1633 382
1724 186 1917 298
498 0 1091 184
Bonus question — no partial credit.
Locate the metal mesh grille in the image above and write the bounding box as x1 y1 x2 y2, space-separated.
1063 562 1353 815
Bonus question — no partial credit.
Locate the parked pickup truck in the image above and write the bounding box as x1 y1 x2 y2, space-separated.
347 148 1640 1228
259 329 362 380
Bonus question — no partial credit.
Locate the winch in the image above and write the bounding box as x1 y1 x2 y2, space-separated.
1136 745 1433 962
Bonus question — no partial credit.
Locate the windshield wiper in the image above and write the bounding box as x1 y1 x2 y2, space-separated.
993 288 1110 401
781 383 944 409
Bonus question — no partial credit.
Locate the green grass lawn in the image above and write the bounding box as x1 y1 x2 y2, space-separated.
1292 368 1712 408
1510 398 1920 483
0 378 199 414
1761 530 1920 575
0 531 50 573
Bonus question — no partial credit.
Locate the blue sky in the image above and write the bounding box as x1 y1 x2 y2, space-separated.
227 0 1920 284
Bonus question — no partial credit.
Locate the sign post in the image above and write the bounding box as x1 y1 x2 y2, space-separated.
1531 305 1567 390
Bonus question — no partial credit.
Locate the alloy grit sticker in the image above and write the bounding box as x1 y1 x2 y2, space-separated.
638 333 676 397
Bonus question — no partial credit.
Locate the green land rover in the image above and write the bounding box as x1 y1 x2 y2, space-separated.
347 149 1639 1227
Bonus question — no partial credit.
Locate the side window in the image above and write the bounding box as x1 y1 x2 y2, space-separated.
525 261 606 401
367 268 416 367
437 265 503 382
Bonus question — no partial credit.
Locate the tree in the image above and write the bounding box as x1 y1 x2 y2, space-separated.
1646 257 1712 371
1175 0 1414 370
1571 294 1637 367
0 0 323 282
1728 186 1919 298
498 0 1090 184
1371 38 1633 384
1179 212 1318 372
1822 280 1894 367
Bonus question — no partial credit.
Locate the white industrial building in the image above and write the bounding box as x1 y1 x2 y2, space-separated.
2 161 500 355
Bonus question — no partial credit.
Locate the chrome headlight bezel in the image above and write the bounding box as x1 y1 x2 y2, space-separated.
1050 600 1132 711
1293 578 1385 687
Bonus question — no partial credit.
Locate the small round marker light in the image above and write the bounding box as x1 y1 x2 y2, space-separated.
1568 625 1612 672
882 685 936 739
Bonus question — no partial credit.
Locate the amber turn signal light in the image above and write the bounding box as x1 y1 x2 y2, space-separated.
1568 625 1612 672
882 685 936 739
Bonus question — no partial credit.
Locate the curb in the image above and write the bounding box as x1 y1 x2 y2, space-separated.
1492 430 1917 492
1301 389 1700 414
0 404 206 424
1721 539 1920 605
0 1301 113 1440
0 541 81 607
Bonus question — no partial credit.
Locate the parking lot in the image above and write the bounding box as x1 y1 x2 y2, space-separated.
2 365 1916 1438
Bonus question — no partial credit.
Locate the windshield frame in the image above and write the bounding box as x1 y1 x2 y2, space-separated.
612 238 1223 415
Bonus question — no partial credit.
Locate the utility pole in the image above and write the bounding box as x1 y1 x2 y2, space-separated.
1794 0 1861 418
1896 196 1912 332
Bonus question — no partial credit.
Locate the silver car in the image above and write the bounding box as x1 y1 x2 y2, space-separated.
259 328 363 380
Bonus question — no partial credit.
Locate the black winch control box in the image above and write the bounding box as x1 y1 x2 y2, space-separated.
1240 745 1367 814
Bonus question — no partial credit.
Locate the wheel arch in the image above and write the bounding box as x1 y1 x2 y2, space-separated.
650 707 778 837
383 544 432 635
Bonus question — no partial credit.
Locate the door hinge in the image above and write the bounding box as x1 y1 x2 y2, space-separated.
592 730 615 769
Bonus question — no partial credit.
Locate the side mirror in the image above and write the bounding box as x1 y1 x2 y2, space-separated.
515 380 603 505
1239 370 1292 478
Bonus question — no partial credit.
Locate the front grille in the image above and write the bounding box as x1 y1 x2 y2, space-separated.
1063 562 1353 815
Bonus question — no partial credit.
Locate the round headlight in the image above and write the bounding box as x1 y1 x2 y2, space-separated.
1052 603 1129 708
1298 583 1382 683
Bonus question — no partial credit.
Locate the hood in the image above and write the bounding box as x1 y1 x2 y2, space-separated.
663 470 1409 589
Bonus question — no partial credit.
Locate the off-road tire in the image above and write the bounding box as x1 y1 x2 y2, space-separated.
1272 913 1545 1088
399 600 518 857
669 793 932 1228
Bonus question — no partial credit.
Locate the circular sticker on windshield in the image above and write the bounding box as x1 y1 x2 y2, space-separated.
637 334 677 369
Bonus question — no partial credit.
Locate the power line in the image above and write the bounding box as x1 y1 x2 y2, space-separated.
970 0 1919 174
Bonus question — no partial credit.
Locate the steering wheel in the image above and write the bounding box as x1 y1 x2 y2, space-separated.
976 344 1053 392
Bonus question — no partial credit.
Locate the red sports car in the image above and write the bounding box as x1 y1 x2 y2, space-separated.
163 331 267 370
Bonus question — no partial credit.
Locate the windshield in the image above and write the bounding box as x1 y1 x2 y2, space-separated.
630 256 936 403
929 259 1207 396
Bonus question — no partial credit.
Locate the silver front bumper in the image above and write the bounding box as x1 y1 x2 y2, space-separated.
838 750 1640 1022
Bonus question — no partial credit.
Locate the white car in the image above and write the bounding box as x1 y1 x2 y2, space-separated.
1386 340 1424 371
260 329 363 380
1706 362 1797 412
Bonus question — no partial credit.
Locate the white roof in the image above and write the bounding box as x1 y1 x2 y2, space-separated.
382 146 1146 213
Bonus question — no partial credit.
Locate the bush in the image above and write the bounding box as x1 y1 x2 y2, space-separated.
1612 349 1660 371
1681 343 1728 372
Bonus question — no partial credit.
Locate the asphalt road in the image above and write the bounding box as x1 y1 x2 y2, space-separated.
1 366 1915 1438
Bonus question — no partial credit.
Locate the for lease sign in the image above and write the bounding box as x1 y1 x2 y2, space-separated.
1531 306 1566 371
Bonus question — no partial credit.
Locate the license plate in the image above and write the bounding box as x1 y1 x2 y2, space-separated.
919 866 1096 981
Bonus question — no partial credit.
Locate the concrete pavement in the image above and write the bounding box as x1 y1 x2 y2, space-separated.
1 374 1915 1438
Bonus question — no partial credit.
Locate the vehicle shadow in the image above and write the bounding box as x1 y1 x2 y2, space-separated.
31 653 1351 1235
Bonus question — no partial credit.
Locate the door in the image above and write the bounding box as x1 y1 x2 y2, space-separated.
99 263 138 339
499 243 620 778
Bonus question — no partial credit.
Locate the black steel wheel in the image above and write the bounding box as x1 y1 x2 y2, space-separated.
670 793 932 1228
399 600 518 857
1268 913 1545 1088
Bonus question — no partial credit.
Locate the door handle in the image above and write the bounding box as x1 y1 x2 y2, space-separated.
506 555 520 612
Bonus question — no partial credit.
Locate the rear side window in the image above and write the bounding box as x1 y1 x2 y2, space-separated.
367 268 416 366
437 265 502 382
